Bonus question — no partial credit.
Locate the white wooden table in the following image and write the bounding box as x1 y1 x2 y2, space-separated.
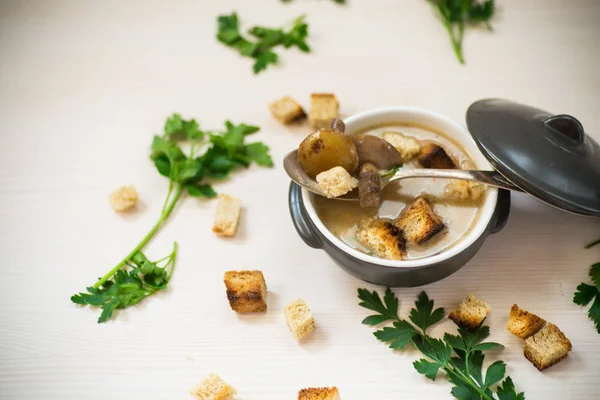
1 1 599 399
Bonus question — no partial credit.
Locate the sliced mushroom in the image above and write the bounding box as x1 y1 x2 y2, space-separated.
351 135 404 170
358 162 382 208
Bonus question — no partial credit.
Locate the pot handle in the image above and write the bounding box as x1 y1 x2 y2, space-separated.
490 189 511 234
288 182 323 249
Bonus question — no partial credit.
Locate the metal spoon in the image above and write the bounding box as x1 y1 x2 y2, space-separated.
283 147 522 201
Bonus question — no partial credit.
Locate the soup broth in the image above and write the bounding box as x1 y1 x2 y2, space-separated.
313 124 484 260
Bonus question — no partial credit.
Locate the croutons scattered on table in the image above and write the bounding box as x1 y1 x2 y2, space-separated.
269 96 306 124
418 143 456 169
507 304 546 339
395 197 444 245
356 218 407 260
191 373 237 400
309 93 339 129
109 184 139 212
316 166 358 198
298 387 341 400
524 323 572 371
448 294 491 331
212 194 241 237
224 270 267 313
382 131 421 160
284 298 316 341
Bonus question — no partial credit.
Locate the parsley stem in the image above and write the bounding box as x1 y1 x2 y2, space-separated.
447 358 493 400
585 238 600 249
93 185 184 289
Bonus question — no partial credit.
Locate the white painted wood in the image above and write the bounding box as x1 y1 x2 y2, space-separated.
0 0 599 399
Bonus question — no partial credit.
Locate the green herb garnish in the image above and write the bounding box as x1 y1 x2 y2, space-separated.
358 289 525 400
217 13 310 74
427 0 495 64
71 114 273 322
573 238 600 333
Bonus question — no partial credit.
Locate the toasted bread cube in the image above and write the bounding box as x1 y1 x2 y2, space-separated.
309 93 339 129
109 184 139 212
269 96 306 124
224 270 267 313
356 218 407 260
507 305 546 339
298 387 340 400
316 166 358 198
212 194 241 237
382 132 421 160
284 299 316 341
191 373 237 400
448 294 491 331
418 143 456 169
524 323 572 371
445 180 486 201
395 197 444 245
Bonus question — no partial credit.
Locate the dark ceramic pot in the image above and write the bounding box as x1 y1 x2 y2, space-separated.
287 107 512 287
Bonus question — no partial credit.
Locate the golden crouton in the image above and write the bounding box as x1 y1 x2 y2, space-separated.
298 387 340 400
394 197 444 245
524 323 572 371
448 294 491 331
445 180 486 201
418 143 456 169
224 270 267 313
507 305 546 339
316 166 358 198
109 184 139 212
309 93 339 129
382 131 421 160
284 298 316 341
190 373 237 400
356 218 407 260
212 194 241 237
269 96 306 124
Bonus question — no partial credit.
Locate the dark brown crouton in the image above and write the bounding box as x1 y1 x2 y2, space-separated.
223 270 267 313
394 197 444 245
356 218 407 260
418 143 456 169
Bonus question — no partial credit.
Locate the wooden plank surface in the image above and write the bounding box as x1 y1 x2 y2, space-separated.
0 0 599 399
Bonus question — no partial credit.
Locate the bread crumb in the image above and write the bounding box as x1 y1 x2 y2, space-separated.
382 132 421 160
524 323 572 371
309 93 339 129
507 305 546 339
418 143 456 169
212 194 241 237
285 299 316 341
298 387 340 400
316 166 358 198
109 184 139 212
224 270 267 313
448 294 491 331
395 197 444 245
356 218 406 260
190 373 237 400
269 96 306 124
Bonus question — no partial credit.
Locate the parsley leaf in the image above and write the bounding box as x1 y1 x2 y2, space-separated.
574 239 600 333
216 12 310 74
72 114 272 322
428 0 495 64
358 288 525 400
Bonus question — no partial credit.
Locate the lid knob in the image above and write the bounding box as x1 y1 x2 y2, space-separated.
544 114 585 144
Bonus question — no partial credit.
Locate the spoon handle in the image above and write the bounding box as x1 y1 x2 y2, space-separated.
387 169 523 192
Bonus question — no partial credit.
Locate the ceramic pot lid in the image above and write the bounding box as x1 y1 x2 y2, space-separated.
466 99 600 217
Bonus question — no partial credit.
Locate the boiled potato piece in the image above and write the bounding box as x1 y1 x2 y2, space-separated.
297 129 359 178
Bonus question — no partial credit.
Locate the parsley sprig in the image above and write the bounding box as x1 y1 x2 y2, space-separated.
427 0 495 64
573 238 600 333
71 114 273 323
217 13 310 74
358 289 525 400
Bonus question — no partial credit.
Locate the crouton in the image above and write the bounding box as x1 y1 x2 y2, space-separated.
284 298 316 341
191 373 237 400
448 294 491 331
418 143 456 169
316 166 358 198
212 194 241 237
309 93 339 129
445 180 486 201
382 131 421 160
109 184 139 212
507 305 546 339
524 323 572 371
224 270 267 313
298 387 340 400
269 96 306 124
356 218 407 260
394 197 444 245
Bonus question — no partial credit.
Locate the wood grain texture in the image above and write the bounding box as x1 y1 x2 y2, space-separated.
0 0 599 399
